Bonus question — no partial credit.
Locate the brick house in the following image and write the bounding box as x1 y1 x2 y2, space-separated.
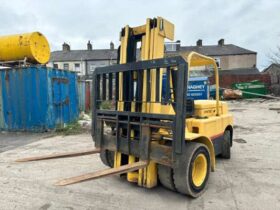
47 41 117 78
263 63 280 95
48 38 258 79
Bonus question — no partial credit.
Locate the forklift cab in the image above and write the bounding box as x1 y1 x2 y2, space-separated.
162 52 220 118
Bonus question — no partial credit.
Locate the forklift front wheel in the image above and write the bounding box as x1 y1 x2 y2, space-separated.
158 164 176 191
173 142 211 198
100 150 115 168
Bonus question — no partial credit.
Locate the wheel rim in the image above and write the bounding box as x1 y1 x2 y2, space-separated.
192 154 207 187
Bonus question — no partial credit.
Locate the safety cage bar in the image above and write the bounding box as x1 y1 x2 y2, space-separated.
92 56 189 157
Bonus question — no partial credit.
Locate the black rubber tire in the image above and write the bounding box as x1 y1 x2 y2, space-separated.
100 150 115 168
221 130 231 159
173 142 211 198
158 164 176 191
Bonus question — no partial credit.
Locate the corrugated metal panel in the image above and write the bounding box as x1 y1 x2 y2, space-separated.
77 80 92 112
78 81 86 112
0 66 79 131
0 79 4 128
85 81 92 112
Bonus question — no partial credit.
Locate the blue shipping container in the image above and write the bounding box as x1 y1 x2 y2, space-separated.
162 75 209 100
0 66 79 131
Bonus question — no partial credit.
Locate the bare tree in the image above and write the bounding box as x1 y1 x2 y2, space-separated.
268 46 280 64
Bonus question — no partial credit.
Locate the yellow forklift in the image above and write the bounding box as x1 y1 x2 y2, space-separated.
17 17 233 198
92 17 233 197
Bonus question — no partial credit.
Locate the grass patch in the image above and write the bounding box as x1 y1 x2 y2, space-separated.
56 121 87 135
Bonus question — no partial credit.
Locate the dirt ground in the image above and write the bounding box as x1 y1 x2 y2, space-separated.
0 99 280 210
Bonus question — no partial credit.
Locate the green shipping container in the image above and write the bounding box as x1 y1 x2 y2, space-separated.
231 80 268 99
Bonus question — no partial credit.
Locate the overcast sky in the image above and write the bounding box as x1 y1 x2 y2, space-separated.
1 0 279 69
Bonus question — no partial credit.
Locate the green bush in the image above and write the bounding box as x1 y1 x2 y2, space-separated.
100 101 115 110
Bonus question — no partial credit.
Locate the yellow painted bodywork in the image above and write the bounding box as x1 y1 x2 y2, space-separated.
115 17 233 188
159 52 233 172
0 32 50 64
192 154 207 187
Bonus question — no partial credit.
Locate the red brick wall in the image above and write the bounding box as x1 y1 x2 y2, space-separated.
209 74 271 88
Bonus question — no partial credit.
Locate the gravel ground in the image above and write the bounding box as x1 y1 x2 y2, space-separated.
0 99 280 210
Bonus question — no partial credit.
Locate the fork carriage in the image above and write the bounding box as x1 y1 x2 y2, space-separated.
92 56 191 168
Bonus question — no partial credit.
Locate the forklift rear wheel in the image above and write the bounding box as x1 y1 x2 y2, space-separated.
100 150 115 168
173 142 210 198
158 164 176 191
221 130 231 159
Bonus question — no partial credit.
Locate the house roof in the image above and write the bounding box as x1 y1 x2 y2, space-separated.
50 43 256 62
263 63 280 72
178 44 256 56
50 49 118 62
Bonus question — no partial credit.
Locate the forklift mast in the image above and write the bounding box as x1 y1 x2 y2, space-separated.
118 17 174 113
117 17 174 187
116 17 175 187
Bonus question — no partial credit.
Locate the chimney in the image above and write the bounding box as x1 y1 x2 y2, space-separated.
62 42 70 51
176 40 181 51
196 39 202 47
218 39 224 46
87 40 92 51
110 41 114 50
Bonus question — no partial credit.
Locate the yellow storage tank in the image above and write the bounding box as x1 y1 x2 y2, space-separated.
0 32 50 64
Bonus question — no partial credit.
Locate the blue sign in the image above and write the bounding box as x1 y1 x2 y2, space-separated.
187 77 209 100
162 75 209 100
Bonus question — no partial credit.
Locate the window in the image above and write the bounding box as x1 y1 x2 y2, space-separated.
89 63 108 73
53 63 58 69
90 64 96 72
214 57 221 68
165 43 177 52
63 63 69 70
74 63 80 72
